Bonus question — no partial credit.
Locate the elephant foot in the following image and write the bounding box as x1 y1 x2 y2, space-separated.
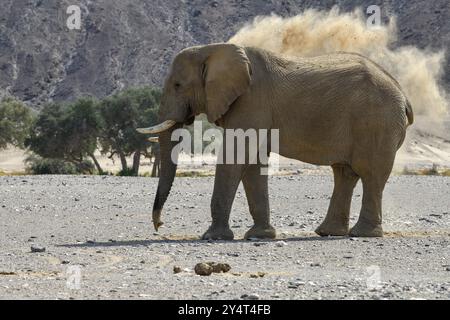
315 221 349 237
349 220 383 237
201 225 234 241
244 225 276 240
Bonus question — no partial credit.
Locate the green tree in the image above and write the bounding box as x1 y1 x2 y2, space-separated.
0 97 34 150
98 87 160 176
26 98 103 173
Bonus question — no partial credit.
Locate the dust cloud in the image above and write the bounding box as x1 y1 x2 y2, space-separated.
229 7 449 134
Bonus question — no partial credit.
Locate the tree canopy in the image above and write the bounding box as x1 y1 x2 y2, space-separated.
98 87 161 175
26 98 103 173
0 97 34 149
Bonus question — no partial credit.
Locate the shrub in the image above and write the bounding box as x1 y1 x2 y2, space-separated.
117 167 137 176
25 155 94 175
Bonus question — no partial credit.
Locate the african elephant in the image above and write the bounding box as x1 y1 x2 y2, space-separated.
137 43 413 240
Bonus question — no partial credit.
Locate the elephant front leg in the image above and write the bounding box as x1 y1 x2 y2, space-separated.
316 165 359 236
201 164 244 240
242 164 276 240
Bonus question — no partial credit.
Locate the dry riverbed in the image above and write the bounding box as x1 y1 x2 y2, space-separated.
0 175 449 299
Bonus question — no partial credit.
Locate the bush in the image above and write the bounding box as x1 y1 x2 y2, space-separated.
25 155 94 175
117 167 137 176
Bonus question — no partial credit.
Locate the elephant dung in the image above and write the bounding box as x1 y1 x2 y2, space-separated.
173 266 182 274
194 263 213 276
208 262 231 273
194 262 231 276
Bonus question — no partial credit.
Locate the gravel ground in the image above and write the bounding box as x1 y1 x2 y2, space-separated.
0 175 449 300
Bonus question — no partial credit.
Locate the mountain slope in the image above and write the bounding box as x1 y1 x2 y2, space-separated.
0 0 448 107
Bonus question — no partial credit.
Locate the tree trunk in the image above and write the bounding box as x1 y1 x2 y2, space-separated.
151 147 161 177
89 153 104 174
132 150 141 176
118 151 127 172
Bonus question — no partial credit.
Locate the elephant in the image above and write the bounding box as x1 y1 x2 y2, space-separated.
137 43 414 240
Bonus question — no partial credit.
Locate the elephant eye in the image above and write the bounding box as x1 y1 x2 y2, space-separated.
174 82 181 90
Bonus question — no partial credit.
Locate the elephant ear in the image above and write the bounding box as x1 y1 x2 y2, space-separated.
203 44 252 123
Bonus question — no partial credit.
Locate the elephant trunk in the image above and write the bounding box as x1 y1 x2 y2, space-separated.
152 124 181 231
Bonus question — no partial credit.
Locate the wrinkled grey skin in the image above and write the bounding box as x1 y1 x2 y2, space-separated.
149 43 413 240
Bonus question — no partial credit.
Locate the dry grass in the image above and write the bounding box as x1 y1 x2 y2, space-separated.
176 170 215 177
400 164 450 176
0 170 27 176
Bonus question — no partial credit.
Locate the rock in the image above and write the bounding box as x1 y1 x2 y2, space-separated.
194 263 213 276
288 280 305 288
30 245 45 253
241 293 259 300
253 241 266 246
61 260 70 264
446 267 450 272
275 241 287 247
227 253 239 257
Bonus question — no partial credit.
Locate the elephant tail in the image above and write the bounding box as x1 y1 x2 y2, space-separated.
405 99 414 126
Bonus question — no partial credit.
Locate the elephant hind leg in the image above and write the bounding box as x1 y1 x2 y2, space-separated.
349 153 395 237
316 164 359 237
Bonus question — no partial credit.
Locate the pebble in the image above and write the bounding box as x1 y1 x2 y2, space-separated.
241 293 259 300
253 242 267 247
275 241 287 247
288 280 305 288
227 253 239 257
30 245 45 253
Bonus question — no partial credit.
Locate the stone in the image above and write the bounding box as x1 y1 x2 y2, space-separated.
241 293 259 300
30 245 45 253
275 241 287 247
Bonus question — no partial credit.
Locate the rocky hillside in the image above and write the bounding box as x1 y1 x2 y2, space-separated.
0 0 449 108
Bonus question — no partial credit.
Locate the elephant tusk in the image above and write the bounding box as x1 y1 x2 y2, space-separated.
148 137 159 143
136 120 177 134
